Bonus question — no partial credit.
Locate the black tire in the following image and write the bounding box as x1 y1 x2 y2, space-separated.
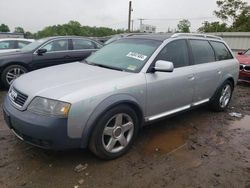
209 80 233 112
1 64 28 88
89 105 139 160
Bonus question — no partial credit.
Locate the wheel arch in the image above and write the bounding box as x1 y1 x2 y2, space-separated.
211 74 235 101
80 94 145 148
0 62 30 73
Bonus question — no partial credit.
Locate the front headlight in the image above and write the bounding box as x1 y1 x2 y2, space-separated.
28 97 71 117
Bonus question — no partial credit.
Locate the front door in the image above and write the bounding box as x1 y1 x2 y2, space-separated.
145 39 195 121
32 39 71 69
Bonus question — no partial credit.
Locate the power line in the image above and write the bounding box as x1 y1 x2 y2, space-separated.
135 16 217 21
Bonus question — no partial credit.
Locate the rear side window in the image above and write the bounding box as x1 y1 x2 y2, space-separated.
18 41 30 48
72 39 95 50
0 41 15 49
210 41 233 60
189 40 215 64
156 39 189 68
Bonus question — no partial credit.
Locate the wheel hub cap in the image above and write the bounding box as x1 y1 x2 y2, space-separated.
113 127 122 138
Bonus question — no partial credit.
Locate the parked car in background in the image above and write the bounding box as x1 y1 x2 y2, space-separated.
3 33 238 159
0 36 103 87
237 48 250 83
104 33 148 45
0 38 34 53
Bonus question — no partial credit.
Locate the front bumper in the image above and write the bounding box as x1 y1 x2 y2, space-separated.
3 96 82 150
239 70 250 83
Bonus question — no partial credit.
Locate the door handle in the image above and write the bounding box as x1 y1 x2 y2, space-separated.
64 55 71 59
187 75 195 81
217 70 222 75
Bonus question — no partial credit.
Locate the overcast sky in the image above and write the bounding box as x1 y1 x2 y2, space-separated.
1 0 250 33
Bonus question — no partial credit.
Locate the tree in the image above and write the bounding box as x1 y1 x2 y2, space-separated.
198 21 228 32
14 26 25 33
24 31 33 39
198 0 250 32
0 24 10 32
214 0 248 23
177 19 191 33
35 21 123 38
232 5 250 31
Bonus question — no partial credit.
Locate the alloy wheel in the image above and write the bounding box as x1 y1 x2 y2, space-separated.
219 84 232 108
102 113 134 153
6 67 26 85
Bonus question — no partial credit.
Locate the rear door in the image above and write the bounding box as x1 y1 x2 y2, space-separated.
188 39 222 103
69 38 102 62
32 39 71 69
145 39 195 120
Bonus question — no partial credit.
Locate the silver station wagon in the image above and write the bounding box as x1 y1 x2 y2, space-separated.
3 33 239 159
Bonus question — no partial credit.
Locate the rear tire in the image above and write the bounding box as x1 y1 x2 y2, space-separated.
89 105 139 160
209 80 233 112
1 65 27 88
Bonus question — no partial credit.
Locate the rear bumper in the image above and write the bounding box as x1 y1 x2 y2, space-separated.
3 96 82 150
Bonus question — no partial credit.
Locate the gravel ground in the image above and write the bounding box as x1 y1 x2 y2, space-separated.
0 83 250 188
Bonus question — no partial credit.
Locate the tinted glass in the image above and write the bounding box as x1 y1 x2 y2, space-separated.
190 40 216 64
245 49 250 55
21 38 47 52
18 41 30 48
86 38 161 72
156 39 189 68
0 41 15 49
43 39 69 52
72 39 95 50
210 41 233 60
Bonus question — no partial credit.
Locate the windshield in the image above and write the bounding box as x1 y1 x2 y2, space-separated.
245 49 250 55
86 38 161 72
21 38 48 52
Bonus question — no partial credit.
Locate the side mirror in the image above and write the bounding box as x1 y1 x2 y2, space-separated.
153 60 174 72
238 51 244 55
37 48 47 55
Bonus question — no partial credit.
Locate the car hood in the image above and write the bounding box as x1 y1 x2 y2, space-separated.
13 62 135 102
236 55 250 65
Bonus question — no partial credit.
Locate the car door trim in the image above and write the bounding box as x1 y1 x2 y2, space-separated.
145 98 210 122
192 98 210 106
145 104 191 121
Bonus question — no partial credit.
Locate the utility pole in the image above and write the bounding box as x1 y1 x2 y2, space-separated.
131 20 134 32
128 1 132 32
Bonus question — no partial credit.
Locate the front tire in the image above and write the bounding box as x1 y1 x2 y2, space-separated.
89 105 139 159
209 80 233 111
1 65 27 88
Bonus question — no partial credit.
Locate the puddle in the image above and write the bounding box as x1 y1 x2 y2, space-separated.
230 115 250 131
143 121 193 154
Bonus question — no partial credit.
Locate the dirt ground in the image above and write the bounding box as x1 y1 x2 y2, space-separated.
0 84 250 188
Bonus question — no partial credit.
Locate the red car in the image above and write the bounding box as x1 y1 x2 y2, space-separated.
237 48 250 83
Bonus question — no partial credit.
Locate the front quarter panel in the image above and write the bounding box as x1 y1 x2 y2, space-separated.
65 73 146 142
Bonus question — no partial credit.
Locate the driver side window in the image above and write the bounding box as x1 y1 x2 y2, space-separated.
156 39 190 68
42 39 69 52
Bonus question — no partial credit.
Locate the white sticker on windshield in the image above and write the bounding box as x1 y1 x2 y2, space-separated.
126 52 147 61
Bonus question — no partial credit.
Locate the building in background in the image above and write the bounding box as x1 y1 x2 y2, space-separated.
0 32 24 39
140 24 156 33
209 32 250 53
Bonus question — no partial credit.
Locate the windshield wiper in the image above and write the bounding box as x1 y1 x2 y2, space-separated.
84 60 123 71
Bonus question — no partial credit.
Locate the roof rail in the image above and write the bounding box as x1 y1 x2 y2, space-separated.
171 33 222 40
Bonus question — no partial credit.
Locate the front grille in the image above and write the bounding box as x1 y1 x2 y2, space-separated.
240 64 250 72
245 65 250 71
9 87 28 107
